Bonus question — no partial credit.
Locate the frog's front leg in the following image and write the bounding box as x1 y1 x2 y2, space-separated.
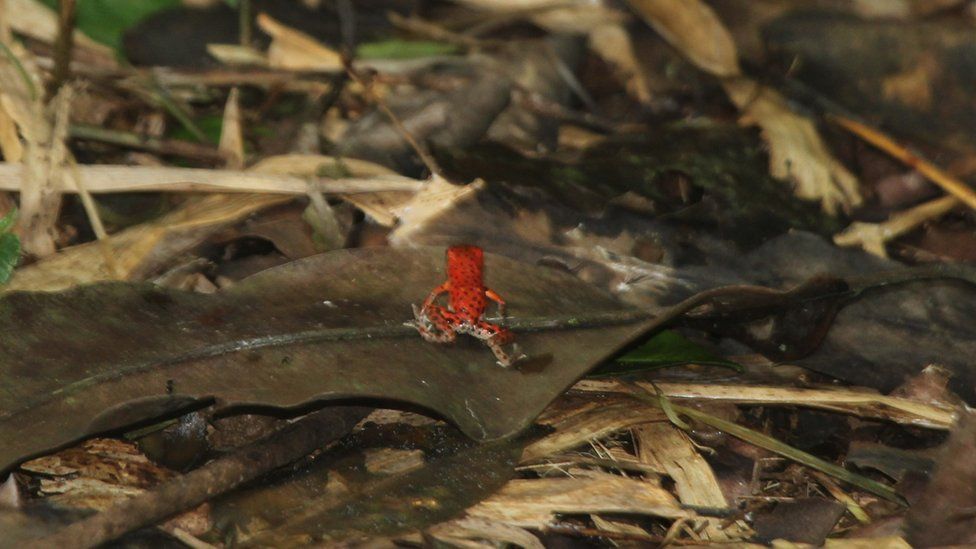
484 288 507 318
411 304 458 343
420 282 451 313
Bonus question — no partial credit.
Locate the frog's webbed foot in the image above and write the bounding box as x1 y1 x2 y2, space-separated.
405 303 428 328
487 339 526 368
411 304 457 343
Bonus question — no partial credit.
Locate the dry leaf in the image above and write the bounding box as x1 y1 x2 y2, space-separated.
834 195 958 258
626 0 862 214
250 153 413 227
905 411 976 547
575 379 957 431
5 193 291 292
5 0 115 63
257 13 342 72
363 448 426 475
206 44 268 67
0 105 22 162
627 0 740 77
453 0 627 34
219 87 244 169
588 23 651 104
724 79 862 214
389 175 482 244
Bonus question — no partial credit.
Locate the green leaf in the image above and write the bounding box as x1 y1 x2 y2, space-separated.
168 114 223 145
593 330 742 377
0 233 19 285
356 40 459 60
41 0 182 53
0 208 17 234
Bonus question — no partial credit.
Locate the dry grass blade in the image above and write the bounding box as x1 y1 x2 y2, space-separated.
576 380 957 430
627 0 739 77
521 399 665 462
258 12 342 72
632 390 906 504
218 87 244 169
0 163 424 194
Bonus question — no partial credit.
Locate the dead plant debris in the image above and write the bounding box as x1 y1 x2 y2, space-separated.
1 1 974 547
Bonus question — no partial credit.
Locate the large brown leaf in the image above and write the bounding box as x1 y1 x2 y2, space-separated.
0 247 648 473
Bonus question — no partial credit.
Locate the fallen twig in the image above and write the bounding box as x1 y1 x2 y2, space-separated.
830 114 976 210
834 194 959 257
24 407 371 549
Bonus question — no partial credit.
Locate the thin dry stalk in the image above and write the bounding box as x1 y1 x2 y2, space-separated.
575 380 957 430
831 114 976 210
344 65 443 176
834 194 959 257
0 163 424 194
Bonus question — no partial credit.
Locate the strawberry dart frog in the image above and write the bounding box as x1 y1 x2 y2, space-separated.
411 245 523 366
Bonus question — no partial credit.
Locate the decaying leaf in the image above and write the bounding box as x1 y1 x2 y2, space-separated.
258 13 342 72
588 23 652 104
5 193 292 292
627 0 740 77
905 411 976 547
724 79 863 215
627 0 862 214
0 247 649 474
19 438 210 536
219 429 525 546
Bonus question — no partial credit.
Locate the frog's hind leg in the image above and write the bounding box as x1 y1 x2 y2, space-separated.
411 304 458 343
469 321 522 367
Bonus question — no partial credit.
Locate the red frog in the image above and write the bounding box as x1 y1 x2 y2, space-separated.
411 245 520 366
